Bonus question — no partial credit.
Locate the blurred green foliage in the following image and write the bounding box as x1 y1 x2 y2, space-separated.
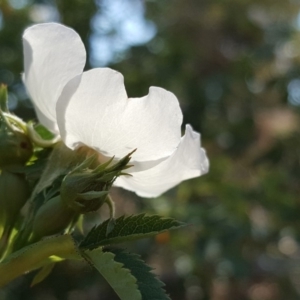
1 0 300 299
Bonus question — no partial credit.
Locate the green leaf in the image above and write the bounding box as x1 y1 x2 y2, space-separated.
113 249 171 300
82 249 141 300
23 149 52 182
30 263 55 287
34 124 55 141
80 214 185 249
44 175 65 202
32 143 79 198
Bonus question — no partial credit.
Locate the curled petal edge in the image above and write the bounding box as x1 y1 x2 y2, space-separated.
114 124 209 197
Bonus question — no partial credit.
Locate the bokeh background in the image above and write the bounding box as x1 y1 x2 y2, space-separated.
1 0 300 299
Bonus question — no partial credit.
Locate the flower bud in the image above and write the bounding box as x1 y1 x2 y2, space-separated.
60 151 134 214
32 196 76 240
0 86 33 168
60 167 111 214
0 170 30 228
0 129 33 168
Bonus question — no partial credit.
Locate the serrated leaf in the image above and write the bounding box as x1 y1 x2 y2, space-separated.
31 263 55 287
113 249 171 300
80 214 185 250
83 249 141 300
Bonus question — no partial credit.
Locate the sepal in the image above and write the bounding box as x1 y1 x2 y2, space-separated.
60 151 134 213
0 125 33 169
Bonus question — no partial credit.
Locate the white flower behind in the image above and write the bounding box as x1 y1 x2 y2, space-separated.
22 23 209 197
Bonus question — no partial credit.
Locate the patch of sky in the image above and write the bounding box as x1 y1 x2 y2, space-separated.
287 79 300 106
295 11 300 29
8 92 18 110
8 0 32 10
29 3 60 23
90 0 156 66
292 6 300 30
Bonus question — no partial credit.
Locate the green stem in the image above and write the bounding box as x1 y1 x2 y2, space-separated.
105 195 115 219
0 234 81 287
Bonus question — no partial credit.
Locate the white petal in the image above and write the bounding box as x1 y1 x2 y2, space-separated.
23 23 86 132
114 125 209 197
56 68 183 161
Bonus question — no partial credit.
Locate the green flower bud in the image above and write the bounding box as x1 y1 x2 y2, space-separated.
0 170 30 228
0 86 33 168
60 151 134 214
0 129 33 168
32 196 76 240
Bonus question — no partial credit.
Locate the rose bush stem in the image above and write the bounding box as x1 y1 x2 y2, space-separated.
0 234 81 287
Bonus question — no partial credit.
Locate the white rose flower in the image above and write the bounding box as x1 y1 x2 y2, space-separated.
22 23 209 197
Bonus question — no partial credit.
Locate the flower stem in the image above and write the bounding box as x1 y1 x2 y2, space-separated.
0 234 81 287
105 195 115 219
